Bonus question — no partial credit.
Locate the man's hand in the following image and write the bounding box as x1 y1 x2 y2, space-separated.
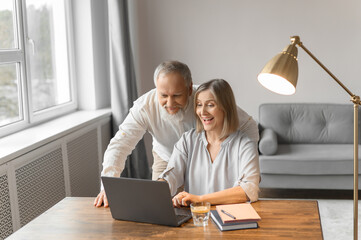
94 190 109 208
172 191 201 207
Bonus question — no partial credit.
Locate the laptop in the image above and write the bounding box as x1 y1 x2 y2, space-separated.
101 176 192 227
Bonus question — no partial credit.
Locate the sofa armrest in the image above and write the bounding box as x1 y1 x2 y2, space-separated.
259 128 278 155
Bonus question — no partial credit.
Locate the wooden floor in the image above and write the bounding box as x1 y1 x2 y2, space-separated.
259 188 358 199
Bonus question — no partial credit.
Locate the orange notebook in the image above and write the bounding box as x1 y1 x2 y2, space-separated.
216 203 261 224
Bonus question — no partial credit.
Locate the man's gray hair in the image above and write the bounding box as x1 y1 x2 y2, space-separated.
153 60 192 87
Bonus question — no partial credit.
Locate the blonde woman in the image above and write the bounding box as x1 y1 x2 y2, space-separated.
159 79 260 207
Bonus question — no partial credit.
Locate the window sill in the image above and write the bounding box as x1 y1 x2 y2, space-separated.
0 109 112 165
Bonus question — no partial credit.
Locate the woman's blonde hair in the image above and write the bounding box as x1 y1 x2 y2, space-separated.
194 79 239 139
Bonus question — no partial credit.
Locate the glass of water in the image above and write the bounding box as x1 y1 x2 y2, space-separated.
190 202 211 226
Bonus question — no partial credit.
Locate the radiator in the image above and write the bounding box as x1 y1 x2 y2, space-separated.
0 118 111 239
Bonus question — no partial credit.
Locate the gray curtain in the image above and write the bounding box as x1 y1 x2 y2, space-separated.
108 0 151 179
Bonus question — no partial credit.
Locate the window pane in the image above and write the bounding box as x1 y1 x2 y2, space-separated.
0 63 22 127
0 0 16 49
26 0 71 112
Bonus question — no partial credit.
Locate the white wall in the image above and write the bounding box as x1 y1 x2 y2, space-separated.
73 0 110 110
128 0 361 121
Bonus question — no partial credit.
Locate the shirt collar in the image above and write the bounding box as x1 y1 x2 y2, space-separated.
199 130 238 147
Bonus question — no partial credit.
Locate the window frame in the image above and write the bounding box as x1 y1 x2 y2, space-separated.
0 0 77 138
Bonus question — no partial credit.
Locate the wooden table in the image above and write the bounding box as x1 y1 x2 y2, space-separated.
7 197 323 240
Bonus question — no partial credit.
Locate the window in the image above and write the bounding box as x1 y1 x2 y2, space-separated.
0 0 76 137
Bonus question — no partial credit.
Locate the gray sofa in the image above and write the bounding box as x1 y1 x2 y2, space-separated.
258 103 361 189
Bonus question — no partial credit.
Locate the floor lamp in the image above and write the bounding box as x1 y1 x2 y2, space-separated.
257 35 360 240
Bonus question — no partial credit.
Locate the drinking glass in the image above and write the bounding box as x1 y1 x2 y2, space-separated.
190 202 211 226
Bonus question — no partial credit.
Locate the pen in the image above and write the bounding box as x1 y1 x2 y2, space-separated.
221 209 236 219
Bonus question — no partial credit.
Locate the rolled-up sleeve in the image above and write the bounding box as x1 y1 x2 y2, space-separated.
159 137 188 196
100 105 147 190
234 139 260 202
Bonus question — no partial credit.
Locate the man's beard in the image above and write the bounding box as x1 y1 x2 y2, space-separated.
160 104 186 122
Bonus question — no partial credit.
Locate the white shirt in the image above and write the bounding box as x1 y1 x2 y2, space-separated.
101 86 259 180
159 129 260 202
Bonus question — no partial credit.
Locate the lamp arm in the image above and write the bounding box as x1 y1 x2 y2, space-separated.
299 40 361 240
286 36 360 240
296 39 361 240
295 37 361 240
296 42 354 98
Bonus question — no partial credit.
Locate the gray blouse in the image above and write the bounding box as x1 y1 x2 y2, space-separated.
159 129 260 202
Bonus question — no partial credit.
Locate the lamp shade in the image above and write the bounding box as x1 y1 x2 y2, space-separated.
258 44 299 95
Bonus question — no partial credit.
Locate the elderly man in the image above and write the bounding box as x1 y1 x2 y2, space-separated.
94 60 259 207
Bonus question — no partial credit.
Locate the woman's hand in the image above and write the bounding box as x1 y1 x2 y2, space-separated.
172 191 201 207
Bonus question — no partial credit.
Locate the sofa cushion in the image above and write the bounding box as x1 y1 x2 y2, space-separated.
259 128 278 155
259 103 361 144
260 144 361 175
